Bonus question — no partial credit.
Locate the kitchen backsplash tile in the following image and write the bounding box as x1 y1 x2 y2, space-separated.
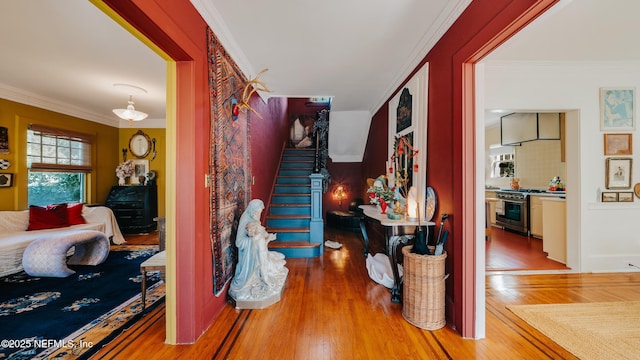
485 125 566 189
515 139 566 189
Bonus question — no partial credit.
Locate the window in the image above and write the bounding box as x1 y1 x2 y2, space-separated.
27 125 93 206
488 144 515 178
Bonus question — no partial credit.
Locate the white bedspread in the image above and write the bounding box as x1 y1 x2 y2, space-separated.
0 206 125 277
81 206 125 245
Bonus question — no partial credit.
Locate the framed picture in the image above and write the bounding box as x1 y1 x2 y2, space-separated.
618 192 634 202
604 133 632 155
600 87 635 130
0 173 13 187
0 126 8 154
602 191 618 202
130 159 149 185
606 158 632 189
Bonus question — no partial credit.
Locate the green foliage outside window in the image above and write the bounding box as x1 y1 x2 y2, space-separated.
28 172 84 206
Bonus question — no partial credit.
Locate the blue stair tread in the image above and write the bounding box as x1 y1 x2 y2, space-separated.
268 241 320 249
270 204 310 207
267 215 310 219
266 227 309 233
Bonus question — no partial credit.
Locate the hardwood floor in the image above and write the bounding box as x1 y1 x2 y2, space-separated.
91 228 640 359
485 227 569 272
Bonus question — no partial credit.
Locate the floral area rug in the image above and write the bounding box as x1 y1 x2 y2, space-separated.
207 27 251 295
0 245 165 359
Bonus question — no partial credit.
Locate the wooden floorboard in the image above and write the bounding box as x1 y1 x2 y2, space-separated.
90 228 640 359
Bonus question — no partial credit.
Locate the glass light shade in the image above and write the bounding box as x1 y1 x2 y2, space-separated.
333 185 347 200
112 96 148 122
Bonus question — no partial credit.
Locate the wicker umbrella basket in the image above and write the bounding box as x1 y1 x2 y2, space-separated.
401 245 448 330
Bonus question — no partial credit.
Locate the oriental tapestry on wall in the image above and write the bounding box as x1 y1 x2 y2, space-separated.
207 28 251 295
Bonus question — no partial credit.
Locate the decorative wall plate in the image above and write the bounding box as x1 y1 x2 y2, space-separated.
0 159 10 170
634 183 640 198
425 186 436 221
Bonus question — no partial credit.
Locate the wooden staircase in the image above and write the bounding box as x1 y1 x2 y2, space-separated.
267 148 322 258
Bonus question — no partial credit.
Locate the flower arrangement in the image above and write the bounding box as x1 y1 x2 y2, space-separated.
115 160 134 179
367 176 395 205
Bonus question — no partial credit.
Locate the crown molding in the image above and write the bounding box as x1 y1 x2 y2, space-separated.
0 83 119 127
371 0 472 114
190 0 255 80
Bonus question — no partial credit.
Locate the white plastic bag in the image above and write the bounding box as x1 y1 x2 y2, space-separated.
365 253 403 289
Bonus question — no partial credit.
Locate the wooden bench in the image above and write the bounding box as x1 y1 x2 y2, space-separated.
140 250 165 309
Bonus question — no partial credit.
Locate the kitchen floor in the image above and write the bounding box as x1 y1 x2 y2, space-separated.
485 226 569 271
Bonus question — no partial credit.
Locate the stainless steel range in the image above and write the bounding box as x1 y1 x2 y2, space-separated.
495 189 543 235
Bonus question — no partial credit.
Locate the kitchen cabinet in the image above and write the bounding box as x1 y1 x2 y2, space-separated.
541 198 566 264
529 195 543 238
485 191 498 226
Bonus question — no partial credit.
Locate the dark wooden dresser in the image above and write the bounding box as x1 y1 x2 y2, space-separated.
106 185 158 234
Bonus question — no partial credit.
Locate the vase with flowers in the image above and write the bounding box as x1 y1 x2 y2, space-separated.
367 176 394 213
115 160 134 185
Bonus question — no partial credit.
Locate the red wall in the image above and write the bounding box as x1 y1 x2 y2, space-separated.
323 159 363 213
249 96 289 210
362 102 390 190
362 0 555 337
108 0 555 342
105 0 219 343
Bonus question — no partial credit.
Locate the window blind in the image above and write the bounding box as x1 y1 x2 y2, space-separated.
27 124 94 172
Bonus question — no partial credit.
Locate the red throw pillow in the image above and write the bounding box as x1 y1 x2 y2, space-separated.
67 203 86 225
27 204 69 230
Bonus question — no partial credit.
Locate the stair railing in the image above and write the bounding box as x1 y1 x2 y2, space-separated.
309 109 330 252
313 110 331 192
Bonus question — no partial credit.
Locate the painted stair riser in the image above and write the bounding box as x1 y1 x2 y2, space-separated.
267 218 310 228
283 155 315 161
271 232 310 242
279 169 312 176
272 196 310 204
269 206 311 216
271 247 321 258
280 162 314 169
276 177 310 184
268 148 322 258
274 186 310 194
284 149 315 154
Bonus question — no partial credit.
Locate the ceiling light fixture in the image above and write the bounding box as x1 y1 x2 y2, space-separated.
112 84 148 126
113 95 148 126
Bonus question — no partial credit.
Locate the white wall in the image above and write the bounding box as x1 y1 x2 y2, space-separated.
484 60 640 272
328 111 371 162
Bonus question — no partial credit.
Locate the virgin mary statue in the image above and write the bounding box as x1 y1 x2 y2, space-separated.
229 199 288 308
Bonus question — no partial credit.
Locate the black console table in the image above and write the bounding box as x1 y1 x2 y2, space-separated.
106 185 158 234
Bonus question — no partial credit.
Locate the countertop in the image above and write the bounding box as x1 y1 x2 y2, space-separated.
359 205 436 226
484 188 566 198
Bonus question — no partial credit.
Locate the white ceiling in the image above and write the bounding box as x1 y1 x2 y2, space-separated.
0 0 166 127
191 0 470 113
0 0 470 128
0 0 636 130
483 0 640 126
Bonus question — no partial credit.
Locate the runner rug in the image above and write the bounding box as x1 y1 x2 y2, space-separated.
508 301 640 359
0 245 165 359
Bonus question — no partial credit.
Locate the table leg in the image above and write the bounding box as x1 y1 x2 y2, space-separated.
359 217 370 257
386 232 413 303
141 269 147 310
